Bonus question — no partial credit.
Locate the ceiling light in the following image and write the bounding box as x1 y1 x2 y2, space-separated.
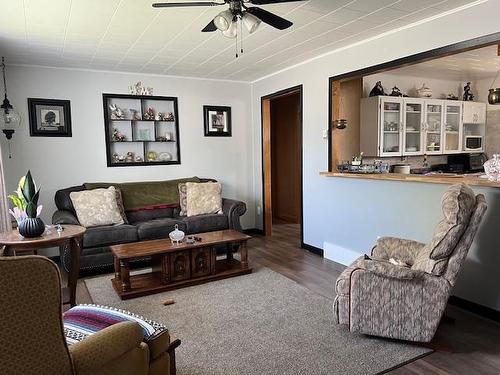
222 20 237 39
214 10 233 31
242 13 261 34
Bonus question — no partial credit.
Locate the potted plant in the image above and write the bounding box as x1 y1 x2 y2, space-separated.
8 171 45 237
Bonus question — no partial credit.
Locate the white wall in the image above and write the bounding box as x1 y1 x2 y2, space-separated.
252 1 500 311
1 66 255 244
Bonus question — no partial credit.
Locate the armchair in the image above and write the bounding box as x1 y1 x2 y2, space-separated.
0 256 180 375
333 184 487 342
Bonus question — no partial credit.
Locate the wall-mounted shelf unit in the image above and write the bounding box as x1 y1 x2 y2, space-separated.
103 93 180 167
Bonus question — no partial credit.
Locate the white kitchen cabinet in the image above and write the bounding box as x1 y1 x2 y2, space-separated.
360 96 485 157
462 101 486 124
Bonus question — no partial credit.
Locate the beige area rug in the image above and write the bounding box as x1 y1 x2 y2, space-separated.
85 266 431 375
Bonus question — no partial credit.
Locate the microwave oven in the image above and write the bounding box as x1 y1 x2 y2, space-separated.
464 135 483 151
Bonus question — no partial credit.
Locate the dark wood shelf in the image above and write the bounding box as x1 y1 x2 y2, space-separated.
103 93 181 167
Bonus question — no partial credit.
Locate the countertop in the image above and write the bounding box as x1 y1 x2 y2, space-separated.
320 171 500 188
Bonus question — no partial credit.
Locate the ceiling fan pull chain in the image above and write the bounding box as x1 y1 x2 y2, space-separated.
235 35 238 58
240 19 244 55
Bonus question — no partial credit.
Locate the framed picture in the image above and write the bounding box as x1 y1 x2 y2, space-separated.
203 105 231 137
28 98 72 137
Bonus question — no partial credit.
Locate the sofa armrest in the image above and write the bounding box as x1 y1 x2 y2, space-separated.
356 259 424 280
371 236 426 264
69 321 148 373
52 209 80 225
222 198 246 231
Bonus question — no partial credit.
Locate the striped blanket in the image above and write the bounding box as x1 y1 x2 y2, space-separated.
63 304 167 346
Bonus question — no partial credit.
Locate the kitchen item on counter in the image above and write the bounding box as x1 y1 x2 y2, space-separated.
393 164 411 174
464 135 483 151
483 154 500 181
337 160 388 174
169 224 185 244
447 153 486 173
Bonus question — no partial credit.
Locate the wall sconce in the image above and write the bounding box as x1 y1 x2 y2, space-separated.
0 57 21 158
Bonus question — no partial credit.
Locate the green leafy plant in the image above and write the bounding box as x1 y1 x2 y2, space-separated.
8 171 42 221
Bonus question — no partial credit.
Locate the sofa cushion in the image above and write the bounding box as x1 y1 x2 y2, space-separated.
186 182 223 217
83 224 138 248
126 207 175 224
136 218 186 241
70 187 124 227
55 185 85 213
441 183 476 225
181 213 228 234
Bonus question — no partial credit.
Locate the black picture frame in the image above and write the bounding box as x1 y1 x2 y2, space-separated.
204 105 232 137
28 98 72 137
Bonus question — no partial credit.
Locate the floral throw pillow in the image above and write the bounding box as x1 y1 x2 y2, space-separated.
185 182 223 217
70 186 125 227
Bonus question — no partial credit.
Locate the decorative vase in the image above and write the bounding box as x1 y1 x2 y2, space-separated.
18 217 45 238
484 154 500 182
488 88 500 105
416 84 432 98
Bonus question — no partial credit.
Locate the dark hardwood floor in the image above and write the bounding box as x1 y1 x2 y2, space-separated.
72 223 500 374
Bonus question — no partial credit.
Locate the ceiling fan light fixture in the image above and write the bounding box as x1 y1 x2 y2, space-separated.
222 20 238 39
242 12 260 34
214 9 232 31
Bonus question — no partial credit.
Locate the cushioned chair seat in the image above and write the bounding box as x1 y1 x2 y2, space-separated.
83 224 138 248
181 213 228 234
136 218 186 240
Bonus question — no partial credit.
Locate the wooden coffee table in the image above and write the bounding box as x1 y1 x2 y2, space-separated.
110 229 252 299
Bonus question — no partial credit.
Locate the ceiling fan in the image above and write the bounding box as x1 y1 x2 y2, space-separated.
152 0 306 56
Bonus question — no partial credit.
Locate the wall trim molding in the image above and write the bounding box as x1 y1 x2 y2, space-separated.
448 296 500 323
302 243 324 256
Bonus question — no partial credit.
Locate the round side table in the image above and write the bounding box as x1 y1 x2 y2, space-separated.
0 224 86 306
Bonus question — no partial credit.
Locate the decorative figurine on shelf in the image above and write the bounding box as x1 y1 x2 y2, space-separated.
416 83 432 98
112 153 119 163
352 152 364 166
156 112 164 121
112 128 126 142
143 107 155 120
126 152 134 162
109 104 125 119
117 154 126 162
369 81 385 96
164 112 174 121
389 86 403 97
165 131 172 141
147 151 157 162
129 109 142 120
463 82 474 101
135 155 143 162
128 81 154 96
446 93 459 100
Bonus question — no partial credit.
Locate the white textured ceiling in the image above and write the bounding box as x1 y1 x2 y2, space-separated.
0 0 483 81
384 45 500 81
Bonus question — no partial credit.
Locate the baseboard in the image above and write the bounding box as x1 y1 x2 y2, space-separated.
243 228 265 235
302 243 324 256
323 242 363 266
448 296 500 322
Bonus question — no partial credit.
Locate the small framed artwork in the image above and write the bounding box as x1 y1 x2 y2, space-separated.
28 98 72 137
203 105 232 137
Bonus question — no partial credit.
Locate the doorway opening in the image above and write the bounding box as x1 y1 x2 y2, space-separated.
261 85 303 245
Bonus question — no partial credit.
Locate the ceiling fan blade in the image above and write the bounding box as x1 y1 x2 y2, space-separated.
152 2 222 8
202 19 217 32
245 7 293 30
250 0 307 4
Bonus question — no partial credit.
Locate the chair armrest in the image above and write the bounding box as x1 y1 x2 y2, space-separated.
356 259 424 280
371 236 425 264
222 198 246 231
69 321 146 372
52 209 80 225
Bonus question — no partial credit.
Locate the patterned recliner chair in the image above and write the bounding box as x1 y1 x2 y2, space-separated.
333 184 487 343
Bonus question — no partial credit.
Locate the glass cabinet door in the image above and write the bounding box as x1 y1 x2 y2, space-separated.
380 98 402 156
403 100 424 155
444 102 462 153
424 100 443 154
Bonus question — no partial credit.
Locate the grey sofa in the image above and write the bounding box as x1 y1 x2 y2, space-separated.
333 183 487 342
52 180 246 273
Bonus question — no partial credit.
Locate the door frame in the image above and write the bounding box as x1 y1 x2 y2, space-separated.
260 84 304 245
